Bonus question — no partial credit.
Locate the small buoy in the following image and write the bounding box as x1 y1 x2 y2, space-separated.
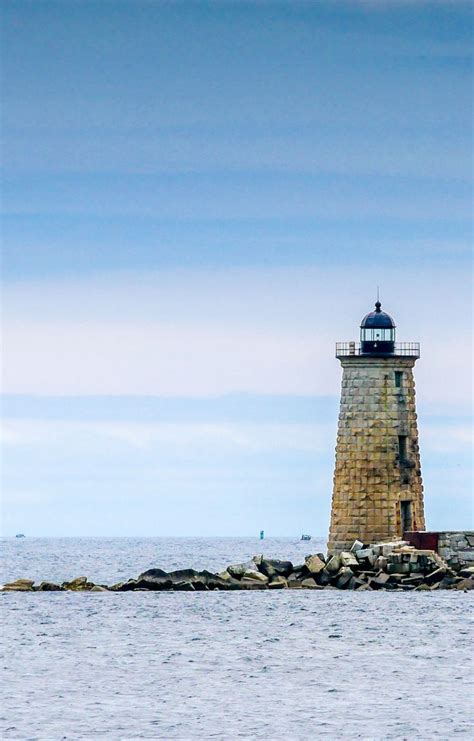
259 530 265 540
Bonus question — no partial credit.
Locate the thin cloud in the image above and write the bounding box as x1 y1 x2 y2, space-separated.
2 266 471 401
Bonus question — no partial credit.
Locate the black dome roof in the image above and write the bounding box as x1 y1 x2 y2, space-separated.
360 301 395 329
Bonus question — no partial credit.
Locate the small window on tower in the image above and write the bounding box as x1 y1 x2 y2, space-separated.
395 371 403 388
398 435 408 462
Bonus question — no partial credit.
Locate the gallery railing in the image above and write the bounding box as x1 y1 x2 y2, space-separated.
335 342 420 358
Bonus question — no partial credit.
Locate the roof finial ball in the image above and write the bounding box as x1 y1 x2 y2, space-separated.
360 299 396 354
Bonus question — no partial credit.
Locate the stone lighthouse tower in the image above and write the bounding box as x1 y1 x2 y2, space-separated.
328 300 425 553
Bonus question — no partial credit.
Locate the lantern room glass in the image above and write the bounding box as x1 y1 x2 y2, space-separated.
360 328 395 342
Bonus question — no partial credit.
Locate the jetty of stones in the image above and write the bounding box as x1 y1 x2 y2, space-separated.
3 540 474 593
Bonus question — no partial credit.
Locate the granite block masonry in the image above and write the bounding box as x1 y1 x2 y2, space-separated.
404 531 474 571
328 301 425 553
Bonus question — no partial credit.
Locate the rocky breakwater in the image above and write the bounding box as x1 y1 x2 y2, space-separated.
3 540 474 593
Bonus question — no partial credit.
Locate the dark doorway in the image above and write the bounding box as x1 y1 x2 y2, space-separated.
400 500 413 534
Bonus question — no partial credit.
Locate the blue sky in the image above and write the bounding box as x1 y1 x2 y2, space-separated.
1 1 472 536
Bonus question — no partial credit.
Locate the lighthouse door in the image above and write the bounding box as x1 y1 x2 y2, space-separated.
400 500 413 535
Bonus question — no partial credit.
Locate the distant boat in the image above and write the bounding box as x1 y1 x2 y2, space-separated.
301 534 311 541
259 530 265 540
15 533 26 538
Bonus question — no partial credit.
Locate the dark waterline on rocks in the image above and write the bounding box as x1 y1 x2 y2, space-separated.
1 537 472 739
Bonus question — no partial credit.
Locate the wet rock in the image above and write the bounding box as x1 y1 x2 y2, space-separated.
356 582 372 591
2 579 35 591
36 582 64 591
240 578 267 589
424 568 446 586
369 572 391 590
227 561 258 579
335 567 354 589
304 555 325 575
242 570 268 583
110 579 139 591
258 559 293 578
174 582 196 591
386 573 403 584
203 571 239 590
315 569 331 587
64 576 89 590
287 574 303 588
347 577 366 590
415 583 431 591
208 572 242 590
136 568 172 590
437 576 460 589
459 566 474 578
454 577 474 591
356 571 373 582
300 577 323 589
350 540 364 553
268 576 288 589
291 565 309 581
91 585 109 592
400 575 425 587
325 555 341 573
168 569 211 590
387 563 410 575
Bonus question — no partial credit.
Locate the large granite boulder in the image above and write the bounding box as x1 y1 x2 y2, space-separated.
209 571 243 590
240 578 268 589
63 576 90 590
2 579 35 591
305 555 325 575
315 569 331 587
300 577 323 589
174 582 197 591
268 576 288 589
335 567 354 589
168 569 212 590
454 577 474 590
136 568 172 590
258 559 293 579
242 570 268 583
110 579 140 591
340 552 359 568
227 561 259 579
36 581 64 591
325 555 341 574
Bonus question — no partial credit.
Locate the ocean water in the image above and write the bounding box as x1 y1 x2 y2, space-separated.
1 537 473 740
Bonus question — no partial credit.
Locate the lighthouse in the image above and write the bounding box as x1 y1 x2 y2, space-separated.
327 300 425 553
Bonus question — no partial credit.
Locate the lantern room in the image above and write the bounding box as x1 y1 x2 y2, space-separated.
360 300 395 354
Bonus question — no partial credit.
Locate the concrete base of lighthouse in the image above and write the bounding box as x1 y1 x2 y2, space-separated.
327 355 425 554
